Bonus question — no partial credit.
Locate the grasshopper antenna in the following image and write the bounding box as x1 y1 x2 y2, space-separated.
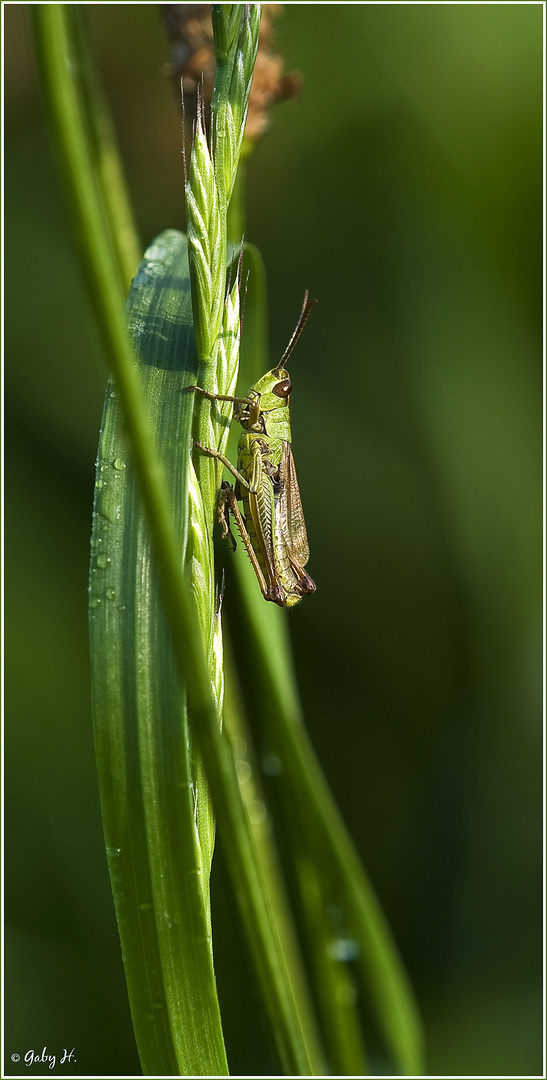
277 291 318 371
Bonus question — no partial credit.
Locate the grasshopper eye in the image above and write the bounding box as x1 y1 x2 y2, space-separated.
273 378 292 398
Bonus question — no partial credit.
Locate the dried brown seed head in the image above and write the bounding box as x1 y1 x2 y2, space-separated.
161 4 302 141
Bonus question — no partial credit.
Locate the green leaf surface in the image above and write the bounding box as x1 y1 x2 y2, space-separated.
90 229 227 1077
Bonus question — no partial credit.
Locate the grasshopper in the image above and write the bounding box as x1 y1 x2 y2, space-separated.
189 293 317 607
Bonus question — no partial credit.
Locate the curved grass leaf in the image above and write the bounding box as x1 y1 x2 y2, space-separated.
90 230 227 1076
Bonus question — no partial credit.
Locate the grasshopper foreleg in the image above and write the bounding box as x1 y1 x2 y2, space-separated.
188 384 260 429
187 385 252 407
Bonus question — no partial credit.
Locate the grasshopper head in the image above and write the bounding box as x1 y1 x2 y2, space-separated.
253 365 292 402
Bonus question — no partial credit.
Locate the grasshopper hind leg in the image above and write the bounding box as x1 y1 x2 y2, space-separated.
219 483 274 602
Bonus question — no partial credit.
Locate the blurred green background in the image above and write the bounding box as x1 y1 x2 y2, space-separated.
5 4 542 1076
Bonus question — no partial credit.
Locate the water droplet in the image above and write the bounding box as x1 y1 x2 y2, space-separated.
327 937 360 963
106 587 116 600
96 553 109 570
89 596 101 609
113 457 126 471
262 753 283 777
106 846 121 859
110 389 119 400
95 479 103 490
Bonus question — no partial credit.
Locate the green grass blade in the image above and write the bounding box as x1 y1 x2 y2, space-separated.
90 230 227 1075
226 558 425 1075
183 7 327 1070
221 639 330 1076
63 5 142 289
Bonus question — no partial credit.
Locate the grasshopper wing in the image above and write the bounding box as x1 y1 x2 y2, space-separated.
282 442 311 567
